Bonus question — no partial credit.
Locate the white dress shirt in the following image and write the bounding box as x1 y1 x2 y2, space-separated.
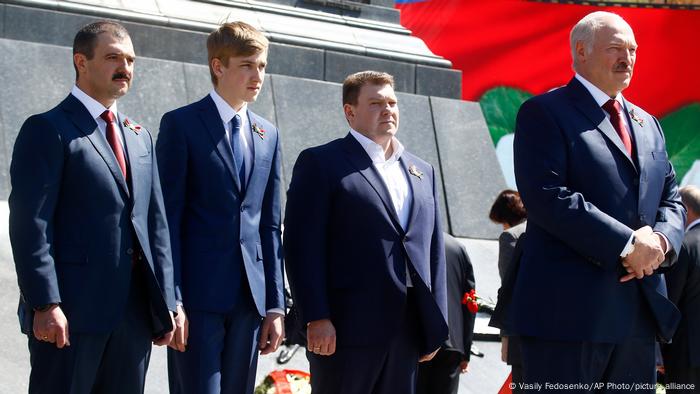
210 90 254 182
71 85 124 148
574 74 670 257
350 129 414 286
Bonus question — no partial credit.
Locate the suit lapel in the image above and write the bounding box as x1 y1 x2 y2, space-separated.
198 96 242 194
243 110 267 197
400 155 422 231
341 135 403 233
119 112 139 202
61 95 130 197
568 78 636 171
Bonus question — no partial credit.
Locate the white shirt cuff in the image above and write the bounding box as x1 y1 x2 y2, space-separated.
620 233 635 257
266 308 285 316
654 232 670 254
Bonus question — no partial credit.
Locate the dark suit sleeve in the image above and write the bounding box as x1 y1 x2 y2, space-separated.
461 245 476 361
514 99 633 270
650 116 686 266
665 239 691 306
284 149 331 323
9 115 64 309
430 166 448 322
147 129 176 311
260 128 284 311
156 112 186 303
497 231 517 282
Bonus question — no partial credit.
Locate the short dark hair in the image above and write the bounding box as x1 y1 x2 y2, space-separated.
489 189 527 227
207 22 269 86
72 20 130 79
342 71 394 106
680 185 700 217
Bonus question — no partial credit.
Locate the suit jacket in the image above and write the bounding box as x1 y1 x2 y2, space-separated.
510 77 686 344
156 95 284 316
284 134 448 354
497 221 527 281
443 233 475 360
663 224 700 368
9 94 175 336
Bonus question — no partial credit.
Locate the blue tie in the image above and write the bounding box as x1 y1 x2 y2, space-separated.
230 114 246 191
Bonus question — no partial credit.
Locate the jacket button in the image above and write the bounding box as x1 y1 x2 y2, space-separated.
126 248 133 255
240 205 246 212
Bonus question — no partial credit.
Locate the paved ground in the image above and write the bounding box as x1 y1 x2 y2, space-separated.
0 201 509 392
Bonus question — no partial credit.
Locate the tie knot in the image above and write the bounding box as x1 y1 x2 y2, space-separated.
602 99 622 116
231 114 241 129
100 110 115 123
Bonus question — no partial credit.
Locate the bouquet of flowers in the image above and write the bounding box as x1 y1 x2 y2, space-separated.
254 369 311 394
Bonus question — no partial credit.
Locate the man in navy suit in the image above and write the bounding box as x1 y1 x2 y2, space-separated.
9 21 175 393
156 21 284 394
511 11 685 392
662 185 700 392
284 71 448 394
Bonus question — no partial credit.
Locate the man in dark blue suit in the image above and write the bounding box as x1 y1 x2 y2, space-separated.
156 21 284 394
511 11 686 392
284 71 448 394
9 21 175 393
662 185 700 392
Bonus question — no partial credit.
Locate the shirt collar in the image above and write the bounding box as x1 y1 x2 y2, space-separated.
349 129 404 165
210 89 247 124
71 85 118 120
574 73 624 109
688 218 700 231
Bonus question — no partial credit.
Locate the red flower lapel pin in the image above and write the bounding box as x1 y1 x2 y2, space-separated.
629 108 645 127
122 118 142 134
252 123 265 140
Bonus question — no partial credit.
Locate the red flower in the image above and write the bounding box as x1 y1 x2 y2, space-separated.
462 289 479 314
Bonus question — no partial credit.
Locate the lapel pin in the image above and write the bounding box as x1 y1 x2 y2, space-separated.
122 118 142 134
252 123 266 140
629 108 645 127
408 165 423 180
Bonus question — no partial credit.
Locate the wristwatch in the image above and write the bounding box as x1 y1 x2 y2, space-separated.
34 303 58 312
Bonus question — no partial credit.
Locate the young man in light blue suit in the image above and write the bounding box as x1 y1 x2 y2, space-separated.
156 21 284 394
10 21 176 393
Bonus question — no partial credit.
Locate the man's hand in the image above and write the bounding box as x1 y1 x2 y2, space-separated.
33 305 69 348
419 347 440 362
500 336 509 363
153 311 176 346
459 360 469 373
620 226 664 283
168 304 188 352
307 319 336 356
259 312 284 355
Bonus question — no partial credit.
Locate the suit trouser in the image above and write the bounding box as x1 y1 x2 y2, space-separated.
168 286 261 394
519 306 657 394
307 289 421 394
664 365 700 393
416 348 462 394
28 265 152 394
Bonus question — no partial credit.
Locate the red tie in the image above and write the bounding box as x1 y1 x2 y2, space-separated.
100 110 128 180
602 99 633 156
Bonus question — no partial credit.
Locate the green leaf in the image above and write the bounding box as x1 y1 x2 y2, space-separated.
479 87 532 145
659 103 700 181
